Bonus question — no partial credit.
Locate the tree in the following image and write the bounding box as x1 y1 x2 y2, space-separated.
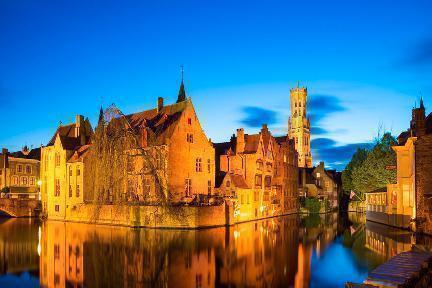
342 148 368 192
350 132 397 198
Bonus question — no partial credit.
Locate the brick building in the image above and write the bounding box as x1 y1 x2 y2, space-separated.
0 146 41 199
214 124 298 221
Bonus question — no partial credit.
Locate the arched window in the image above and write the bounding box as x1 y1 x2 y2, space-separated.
21 176 28 186
12 176 19 186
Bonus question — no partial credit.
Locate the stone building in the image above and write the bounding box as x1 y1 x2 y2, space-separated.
123 82 215 203
298 162 340 210
214 124 298 222
365 98 432 232
40 115 93 219
289 86 312 168
0 146 41 199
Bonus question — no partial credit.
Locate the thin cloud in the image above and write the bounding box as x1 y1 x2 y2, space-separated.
240 106 279 128
402 38 432 67
312 138 371 170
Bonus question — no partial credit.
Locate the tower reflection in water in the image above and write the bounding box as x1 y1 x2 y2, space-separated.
1 212 429 287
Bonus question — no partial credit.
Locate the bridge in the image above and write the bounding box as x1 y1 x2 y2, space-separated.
0 198 41 217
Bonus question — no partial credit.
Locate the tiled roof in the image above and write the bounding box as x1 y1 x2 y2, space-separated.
68 144 91 163
243 134 260 153
125 100 188 145
47 124 76 146
58 136 82 151
229 173 250 189
9 147 41 161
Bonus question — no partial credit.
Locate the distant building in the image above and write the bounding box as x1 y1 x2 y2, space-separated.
298 162 340 210
214 124 298 221
0 146 41 199
289 86 312 168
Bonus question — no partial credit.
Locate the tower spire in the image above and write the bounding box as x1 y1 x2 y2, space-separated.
177 65 186 103
420 93 425 110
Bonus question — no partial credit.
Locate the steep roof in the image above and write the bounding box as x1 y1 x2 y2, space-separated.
68 144 91 163
9 147 41 161
244 134 261 154
47 124 76 146
229 173 250 189
125 100 188 145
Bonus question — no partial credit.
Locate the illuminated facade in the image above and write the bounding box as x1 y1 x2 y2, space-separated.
0 146 41 199
288 86 312 168
215 124 298 222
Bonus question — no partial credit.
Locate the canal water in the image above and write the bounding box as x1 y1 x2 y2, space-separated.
0 212 430 287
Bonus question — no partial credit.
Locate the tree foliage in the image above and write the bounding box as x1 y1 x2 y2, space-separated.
342 132 397 199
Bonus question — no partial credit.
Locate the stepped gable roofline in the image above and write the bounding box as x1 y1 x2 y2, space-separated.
125 99 189 145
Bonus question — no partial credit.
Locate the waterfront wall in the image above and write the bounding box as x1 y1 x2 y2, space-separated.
56 202 235 228
415 134 432 234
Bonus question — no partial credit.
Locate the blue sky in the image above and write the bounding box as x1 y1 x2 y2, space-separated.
1 0 431 170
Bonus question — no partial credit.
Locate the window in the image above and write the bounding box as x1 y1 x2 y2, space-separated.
76 184 80 197
255 174 262 187
187 118 192 125
187 133 194 143
21 176 28 186
226 181 230 188
264 176 271 188
55 153 60 166
144 178 151 194
316 172 321 178
195 158 202 172
69 185 72 197
54 244 60 259
266 163 272 172
26 165 32 174
208 180 211 195
55 204 60 212
77 166 81 176
185 179 192 196
69 168 73 177
55 179 60 196
29 177 35 186
207 159 211 173
17 164 23 173
12 176 18 185
256 160 263 170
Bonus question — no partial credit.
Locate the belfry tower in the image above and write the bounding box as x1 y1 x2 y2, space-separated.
288 85 312 168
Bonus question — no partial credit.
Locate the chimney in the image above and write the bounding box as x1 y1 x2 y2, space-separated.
1 148 7 155
75 115 84 137
320 161 325 169
140 127 148 148
1 148 8 169
236 128 245 153
157 97 164 112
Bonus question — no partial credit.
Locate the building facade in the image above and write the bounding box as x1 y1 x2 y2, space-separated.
288 86 312 168
215 124 298 222
40 115 93 220
0 146 41 199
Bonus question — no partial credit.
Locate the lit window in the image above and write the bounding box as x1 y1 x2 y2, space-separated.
255 174 262 187
55 179 60 196
185 178 192 196
29 177 35 186
21 176 28 186
55 153 60 167
12 176 19 185
196 158 202 172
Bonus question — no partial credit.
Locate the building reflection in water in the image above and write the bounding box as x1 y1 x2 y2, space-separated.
1 212 432 287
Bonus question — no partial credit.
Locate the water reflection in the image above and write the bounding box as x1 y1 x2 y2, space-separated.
0 212 431 287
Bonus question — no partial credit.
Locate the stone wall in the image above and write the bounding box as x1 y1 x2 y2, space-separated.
415 134 432 234
62 202 233 228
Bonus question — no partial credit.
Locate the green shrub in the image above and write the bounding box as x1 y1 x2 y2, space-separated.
304 197 321 213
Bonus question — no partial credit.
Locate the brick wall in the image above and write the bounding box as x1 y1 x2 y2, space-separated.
415 134 432 234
